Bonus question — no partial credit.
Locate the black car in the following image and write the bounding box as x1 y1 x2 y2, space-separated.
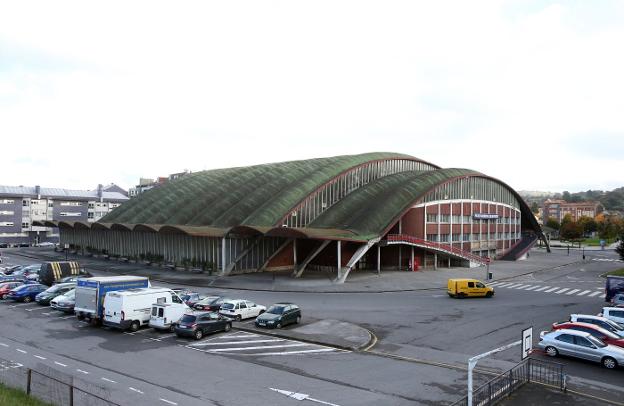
255 303 301 329
180 292 205 307
1 265 23 275
35 283 76 305
175 312 232 340
54 273 92 284
193 296 229 312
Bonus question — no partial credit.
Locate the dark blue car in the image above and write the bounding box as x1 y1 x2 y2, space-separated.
7 283 47 303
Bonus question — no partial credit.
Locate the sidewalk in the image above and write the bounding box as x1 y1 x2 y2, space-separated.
5 247 598 293
500 383 612 406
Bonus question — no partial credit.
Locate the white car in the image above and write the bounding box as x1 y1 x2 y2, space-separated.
600 307 624 326
219 299 266 321
570 314 624 338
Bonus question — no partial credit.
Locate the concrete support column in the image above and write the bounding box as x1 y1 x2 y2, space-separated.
410 246 414 271
377 244 381 274
337 240 342 273
293 238 297 267
434 253 438 270
221 237 226 273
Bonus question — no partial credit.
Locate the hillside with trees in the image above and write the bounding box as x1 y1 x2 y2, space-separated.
519 187 624 211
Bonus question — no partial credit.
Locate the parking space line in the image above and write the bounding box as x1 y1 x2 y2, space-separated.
545 287 560 293
0 343 8 347
33 355 46 360
257 348 343 356
577 290 591 296
533 286 550 292
60 315 75 319
200 343 309 352
160 399 178 405
9 303 37 308
565 289 581 295
554 288 570 294
16 349 27 354
101 377 117 383
25 307 50 312
190 339 284 347
213 333 259 339
129 387 144 394
76 369 89 375
54 362 67 367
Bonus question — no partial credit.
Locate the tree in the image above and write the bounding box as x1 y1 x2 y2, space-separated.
561 213 573 227
560 221 583 241
616 235 624 261
545 217 560 231
562 191 571 202
530 202 539 214
577 216 597 236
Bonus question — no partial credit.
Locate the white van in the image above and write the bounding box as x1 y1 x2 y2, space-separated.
103 288 183 332
149 302 190 332
601 307 624 325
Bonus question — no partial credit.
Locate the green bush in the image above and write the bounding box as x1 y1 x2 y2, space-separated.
0 383 53 406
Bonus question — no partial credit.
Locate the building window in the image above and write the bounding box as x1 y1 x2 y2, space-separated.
439 214 450 223
59 212 81 217
426 214 438 222
462 234 470 241
22 200 28 206
451 215 461 223
60 202 82 207
0 222 14 227
463 215 471 223
48 202 53 207
87 212 94 219
0 210 14 216
426 234 438 242
0 199 15 204
21 222 29 228
88 203 94 209
439 234 450 242
472 233 480 241
452 233 460 242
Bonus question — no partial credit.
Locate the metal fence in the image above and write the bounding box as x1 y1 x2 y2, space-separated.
452 358 565 406
1 357 120 406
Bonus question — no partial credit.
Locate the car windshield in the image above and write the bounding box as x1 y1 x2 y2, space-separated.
267 305 286 315
205 297 220 304
64 289 76 299
604 319 624 330
221 303 235 310
180 315 197 324
46 285 62 293
587 335 607 348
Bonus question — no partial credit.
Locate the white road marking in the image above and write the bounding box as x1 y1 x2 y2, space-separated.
0 343 8 347
258 348 341 356
60 315 75 319
588 291 603 297
33 355 46 360
533 286 550 292
101 377 117 383
160 399 178 405
54 362 67 367
9 302 37 308
16 349 27 354
554 288 570 294
26 307 50 312
566 289 581 295
577 290 591 296
545 287 560 293
76 369 89 374
42 312 51 316
200 343 309 352
487 282 503 286
524 286 540 291
213 333 258 339
190 339 284 347
514 285 532 289
129 387 144 394
495 283 513 287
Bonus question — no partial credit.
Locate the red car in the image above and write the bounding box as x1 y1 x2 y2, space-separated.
0 282 24 300
552 321 624 348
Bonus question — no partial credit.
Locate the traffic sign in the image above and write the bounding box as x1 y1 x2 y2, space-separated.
522 326 533 359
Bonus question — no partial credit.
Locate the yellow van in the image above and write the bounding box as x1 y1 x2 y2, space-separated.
447 278 494 298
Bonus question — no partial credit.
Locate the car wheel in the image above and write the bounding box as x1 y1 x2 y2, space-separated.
236 315 242 322
169 324 176 333
545 346 558 357
130 321 140 332
295 316 301 324
485 292 493 298
276 322 282 329
602 357 618 369
194 329 203 340
224 323 231 332
259 310 265 315
23 296 32 303
77 314 85 320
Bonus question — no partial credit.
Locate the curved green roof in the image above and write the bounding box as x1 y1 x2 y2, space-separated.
101 152 427 228
308 168 478 240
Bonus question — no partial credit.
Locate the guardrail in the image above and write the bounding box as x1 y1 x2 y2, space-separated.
451 358 565 406
386 234 490 265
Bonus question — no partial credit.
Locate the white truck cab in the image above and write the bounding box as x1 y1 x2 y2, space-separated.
149 302 190 332
103 287 183 332
601 307 624 326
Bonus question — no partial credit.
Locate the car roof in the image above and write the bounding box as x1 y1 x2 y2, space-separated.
549 329 592 338
558 322 610 333
273 302 296 306
571 314 603 320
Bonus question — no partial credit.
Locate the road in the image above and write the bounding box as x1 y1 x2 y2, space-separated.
1 248 623 405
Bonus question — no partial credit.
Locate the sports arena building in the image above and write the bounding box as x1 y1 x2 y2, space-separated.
43 153 549 283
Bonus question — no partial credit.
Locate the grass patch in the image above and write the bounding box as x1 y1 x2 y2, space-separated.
604 268 624 277
0 383 52 406
580 237 616 246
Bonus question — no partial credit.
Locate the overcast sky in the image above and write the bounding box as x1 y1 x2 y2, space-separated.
1 1 623 194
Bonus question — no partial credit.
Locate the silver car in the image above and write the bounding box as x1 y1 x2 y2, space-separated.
50 288 76 313
538 329 624 369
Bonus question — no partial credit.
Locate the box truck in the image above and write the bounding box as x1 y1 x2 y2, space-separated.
606 275 624 303
74 276 150 325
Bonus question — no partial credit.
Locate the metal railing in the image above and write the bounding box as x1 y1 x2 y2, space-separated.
0 357 121 406
452 358 565 406
386 234 490 265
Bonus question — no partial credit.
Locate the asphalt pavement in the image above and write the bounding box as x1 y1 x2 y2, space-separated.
1 247 623 405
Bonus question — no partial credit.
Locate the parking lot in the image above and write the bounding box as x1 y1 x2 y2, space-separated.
1 247 624 405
